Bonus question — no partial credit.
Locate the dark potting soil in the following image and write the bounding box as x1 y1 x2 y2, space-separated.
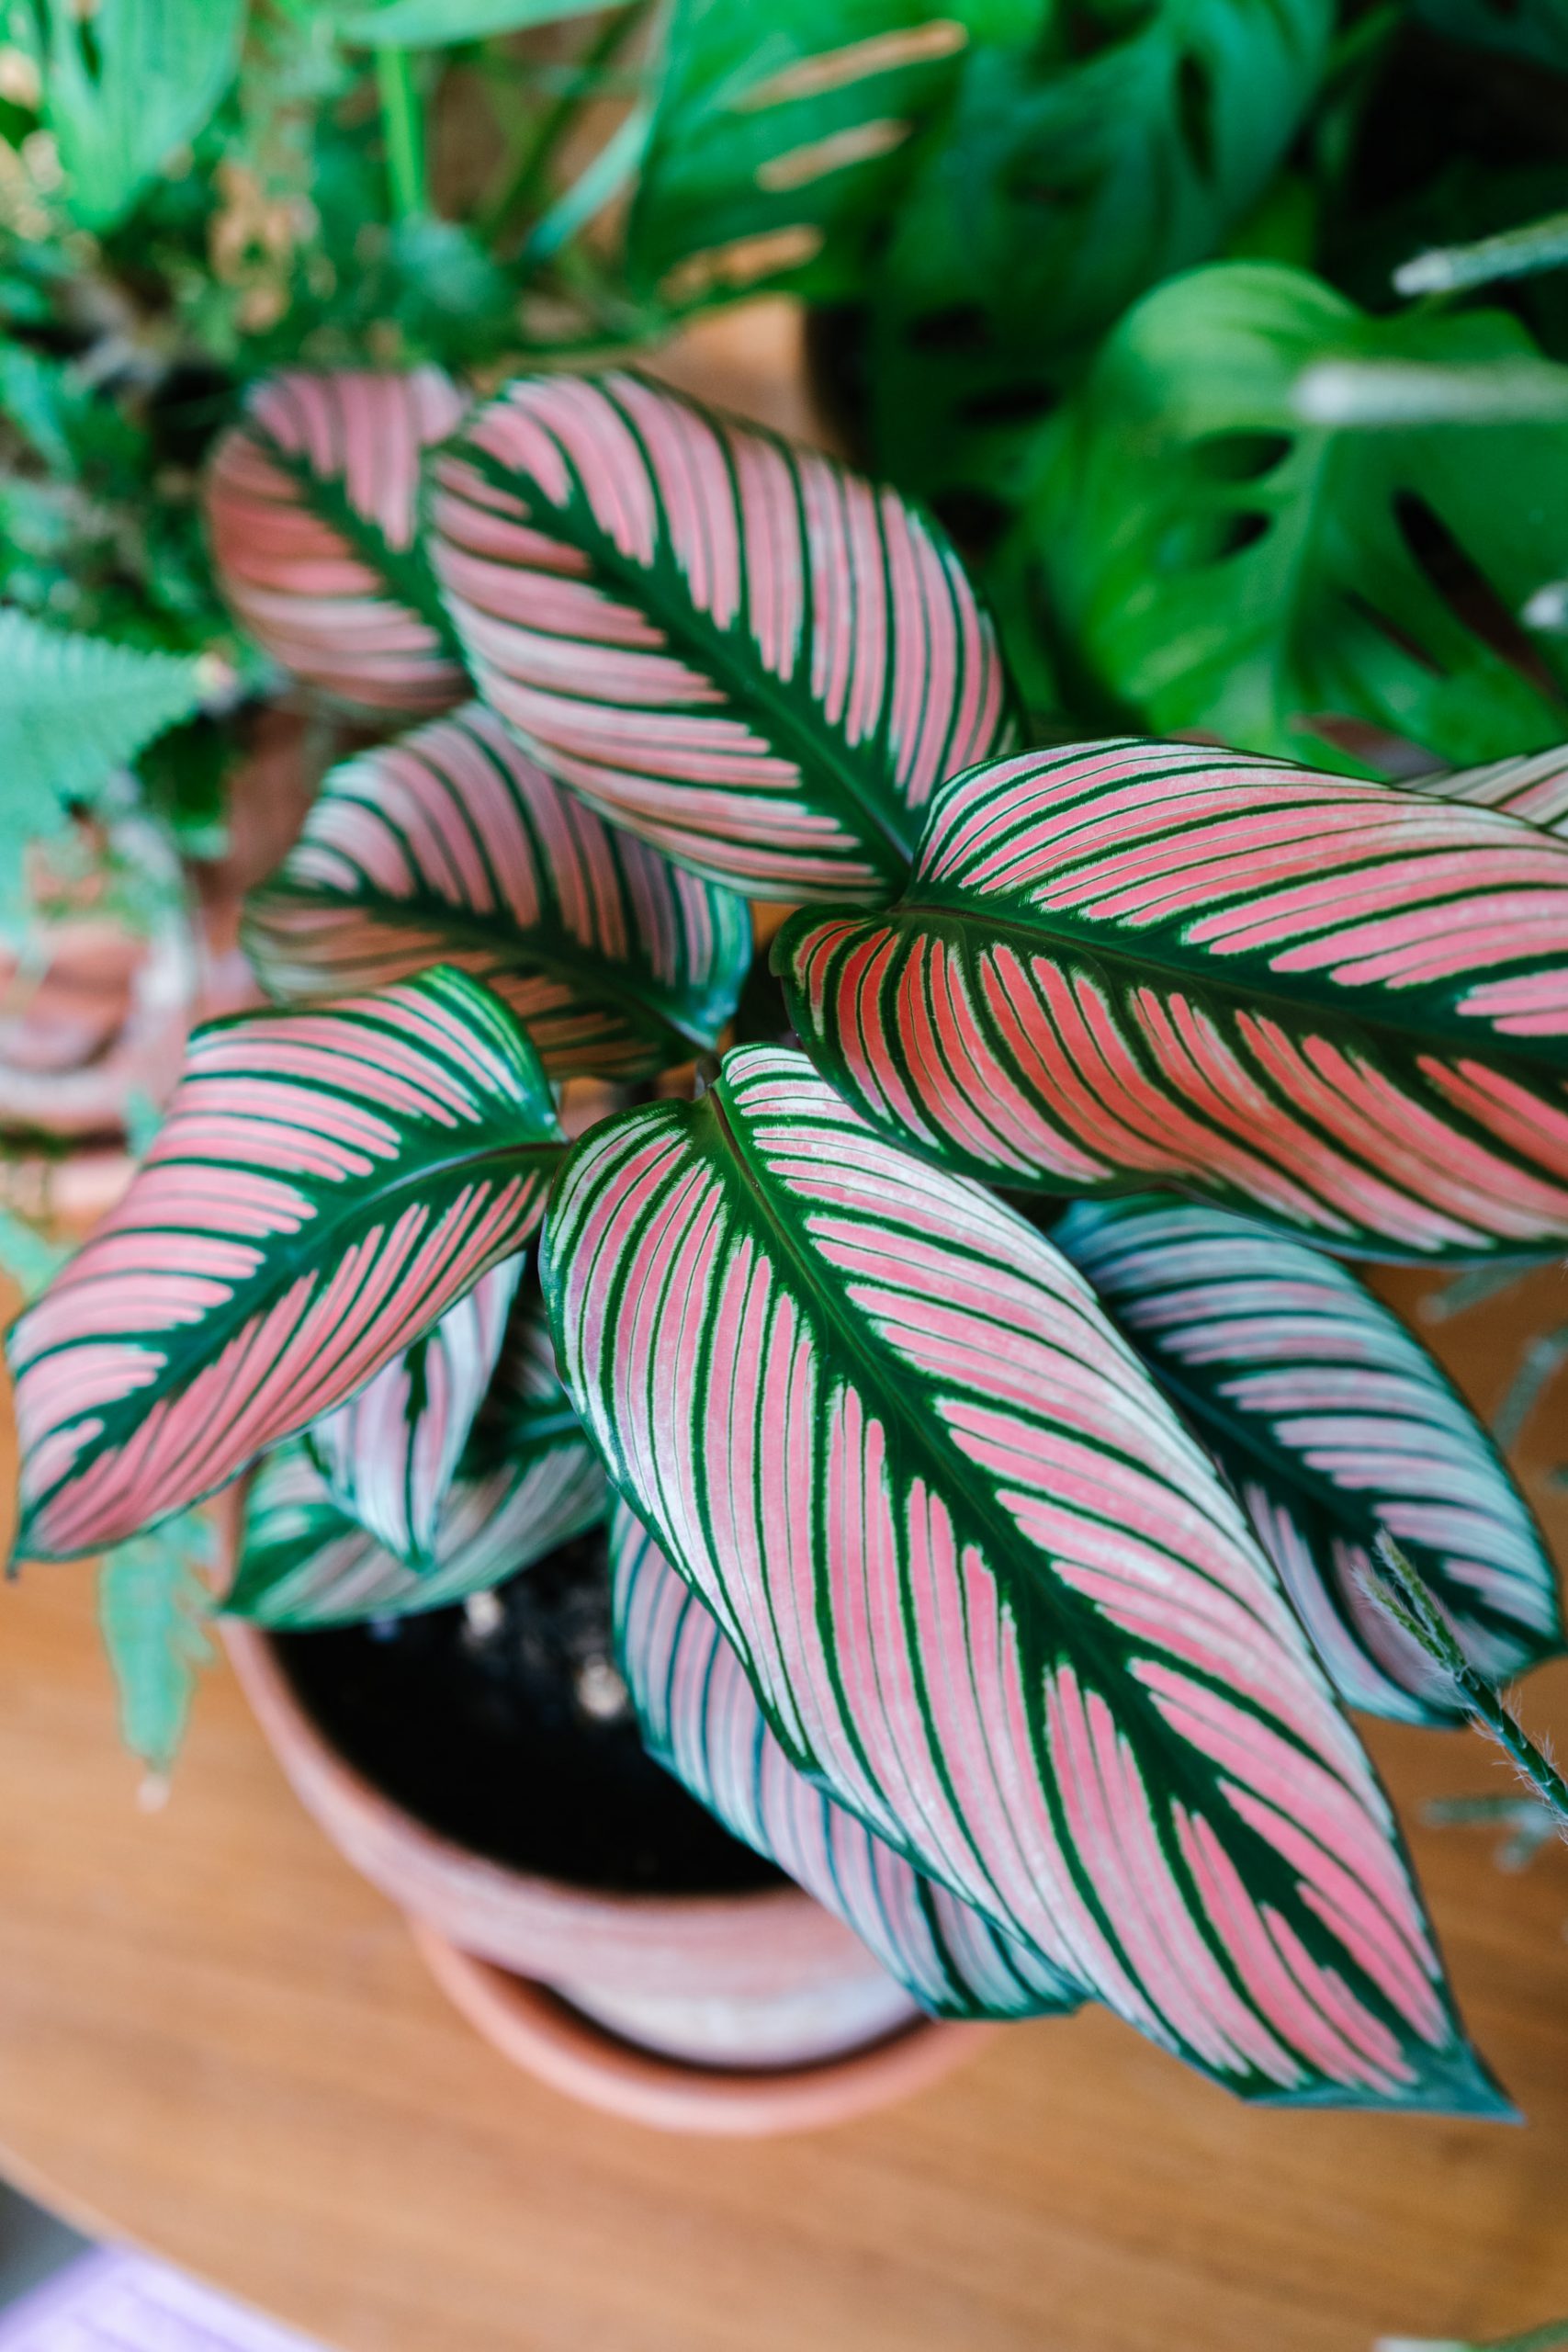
273 1524 784 1897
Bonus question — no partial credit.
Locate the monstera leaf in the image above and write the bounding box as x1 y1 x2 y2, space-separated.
305 1260 522 1569
10 969 563 1562
545 1043 1498 2110
1415 0 1568 71
243 702 751 1076
206 369 468 715
1021 264 1568 773
864 0 1333 510
777 739 1568 1261
231 1292 606 1627
613 1499 1082 2020
1053 1196 1562 1722
627 0 999 309
426 370 1017 900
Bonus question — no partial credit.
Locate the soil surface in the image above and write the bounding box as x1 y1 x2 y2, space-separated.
274 1525 782 1895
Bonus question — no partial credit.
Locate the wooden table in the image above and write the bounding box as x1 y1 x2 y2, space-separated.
0 1264 1566 2352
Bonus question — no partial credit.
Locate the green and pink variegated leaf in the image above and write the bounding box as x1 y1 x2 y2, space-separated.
230 1411 604 1628
10 968 562 1562
243 702 751 1077
613 1499 1083 2022
1417 747 1568 835
426 369 1017 901
1053 1196 1562 1724
544 1042 1499 2111
305 1258 522 1569
206 368 468 715
777 739 1568 1260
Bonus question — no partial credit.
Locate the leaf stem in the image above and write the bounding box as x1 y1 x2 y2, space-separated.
376 45 427 222
1371 1535 1568 1836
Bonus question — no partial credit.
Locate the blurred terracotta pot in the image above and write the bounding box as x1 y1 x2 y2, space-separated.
221 1614 989 2135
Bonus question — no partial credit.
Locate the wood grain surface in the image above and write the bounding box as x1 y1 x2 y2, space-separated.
2 306 1567 2352
0 1260 1564 2352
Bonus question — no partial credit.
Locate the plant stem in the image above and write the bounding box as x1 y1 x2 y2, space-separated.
480 0 643 250
376 46 427 222
1371 1535 1568 1836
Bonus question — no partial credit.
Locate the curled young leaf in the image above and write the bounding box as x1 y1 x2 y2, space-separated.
545 1043 1499 2111
243 702 751 1076
10 969 562 1561
206 369 468 715
306 1259 523 1569
1053 1195 1562 1722
613 1499 1083 2020
778 739 1568 1259
427 369 1016 899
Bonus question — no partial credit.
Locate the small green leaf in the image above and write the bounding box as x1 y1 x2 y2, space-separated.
97 1510 214 1775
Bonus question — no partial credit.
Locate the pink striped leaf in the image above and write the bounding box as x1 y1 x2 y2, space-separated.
777 738 1568 1260
612 1499 1084 2021
304 1258 523 1569
231 1285 606 1627
206 368 468 715
10 967 563 1562
243 702 751 1077
543 1042 1500 2110
1052 1195 1562 1724
426 369 1017 901
1416 746 1568 834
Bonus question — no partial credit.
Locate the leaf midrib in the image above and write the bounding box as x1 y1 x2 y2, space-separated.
454 433 917 886
248 882 722 1057
895 891 1568 1072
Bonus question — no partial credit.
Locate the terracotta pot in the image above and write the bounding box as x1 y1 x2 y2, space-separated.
221 1619 989 2133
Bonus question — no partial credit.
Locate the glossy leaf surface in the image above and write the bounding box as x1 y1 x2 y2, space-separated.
1022 264 1568 773
778 739 1568 1260
306 1259 522 1569
1054 1195 1562 1723
206 368 468 715
546 1043 1495 2109
428 369 1016 899
11 969 562 1561
613 1499 1083 2019
243 702 751 1076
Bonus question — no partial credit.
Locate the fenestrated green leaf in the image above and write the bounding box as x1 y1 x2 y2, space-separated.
231 1287 606 1626
626 0 999 309
1053 1194 1563 1724
10 967 565 1561
339 0 615 45
97 1509 214 1774
544 1041 1503 2111
1414 0 1568 73
38 0 246 232
428 369 1017 901
243 700 752 1076
1018 263 1568 774
0 610 215 931
776 738 1568 1261
863 0 1333 513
